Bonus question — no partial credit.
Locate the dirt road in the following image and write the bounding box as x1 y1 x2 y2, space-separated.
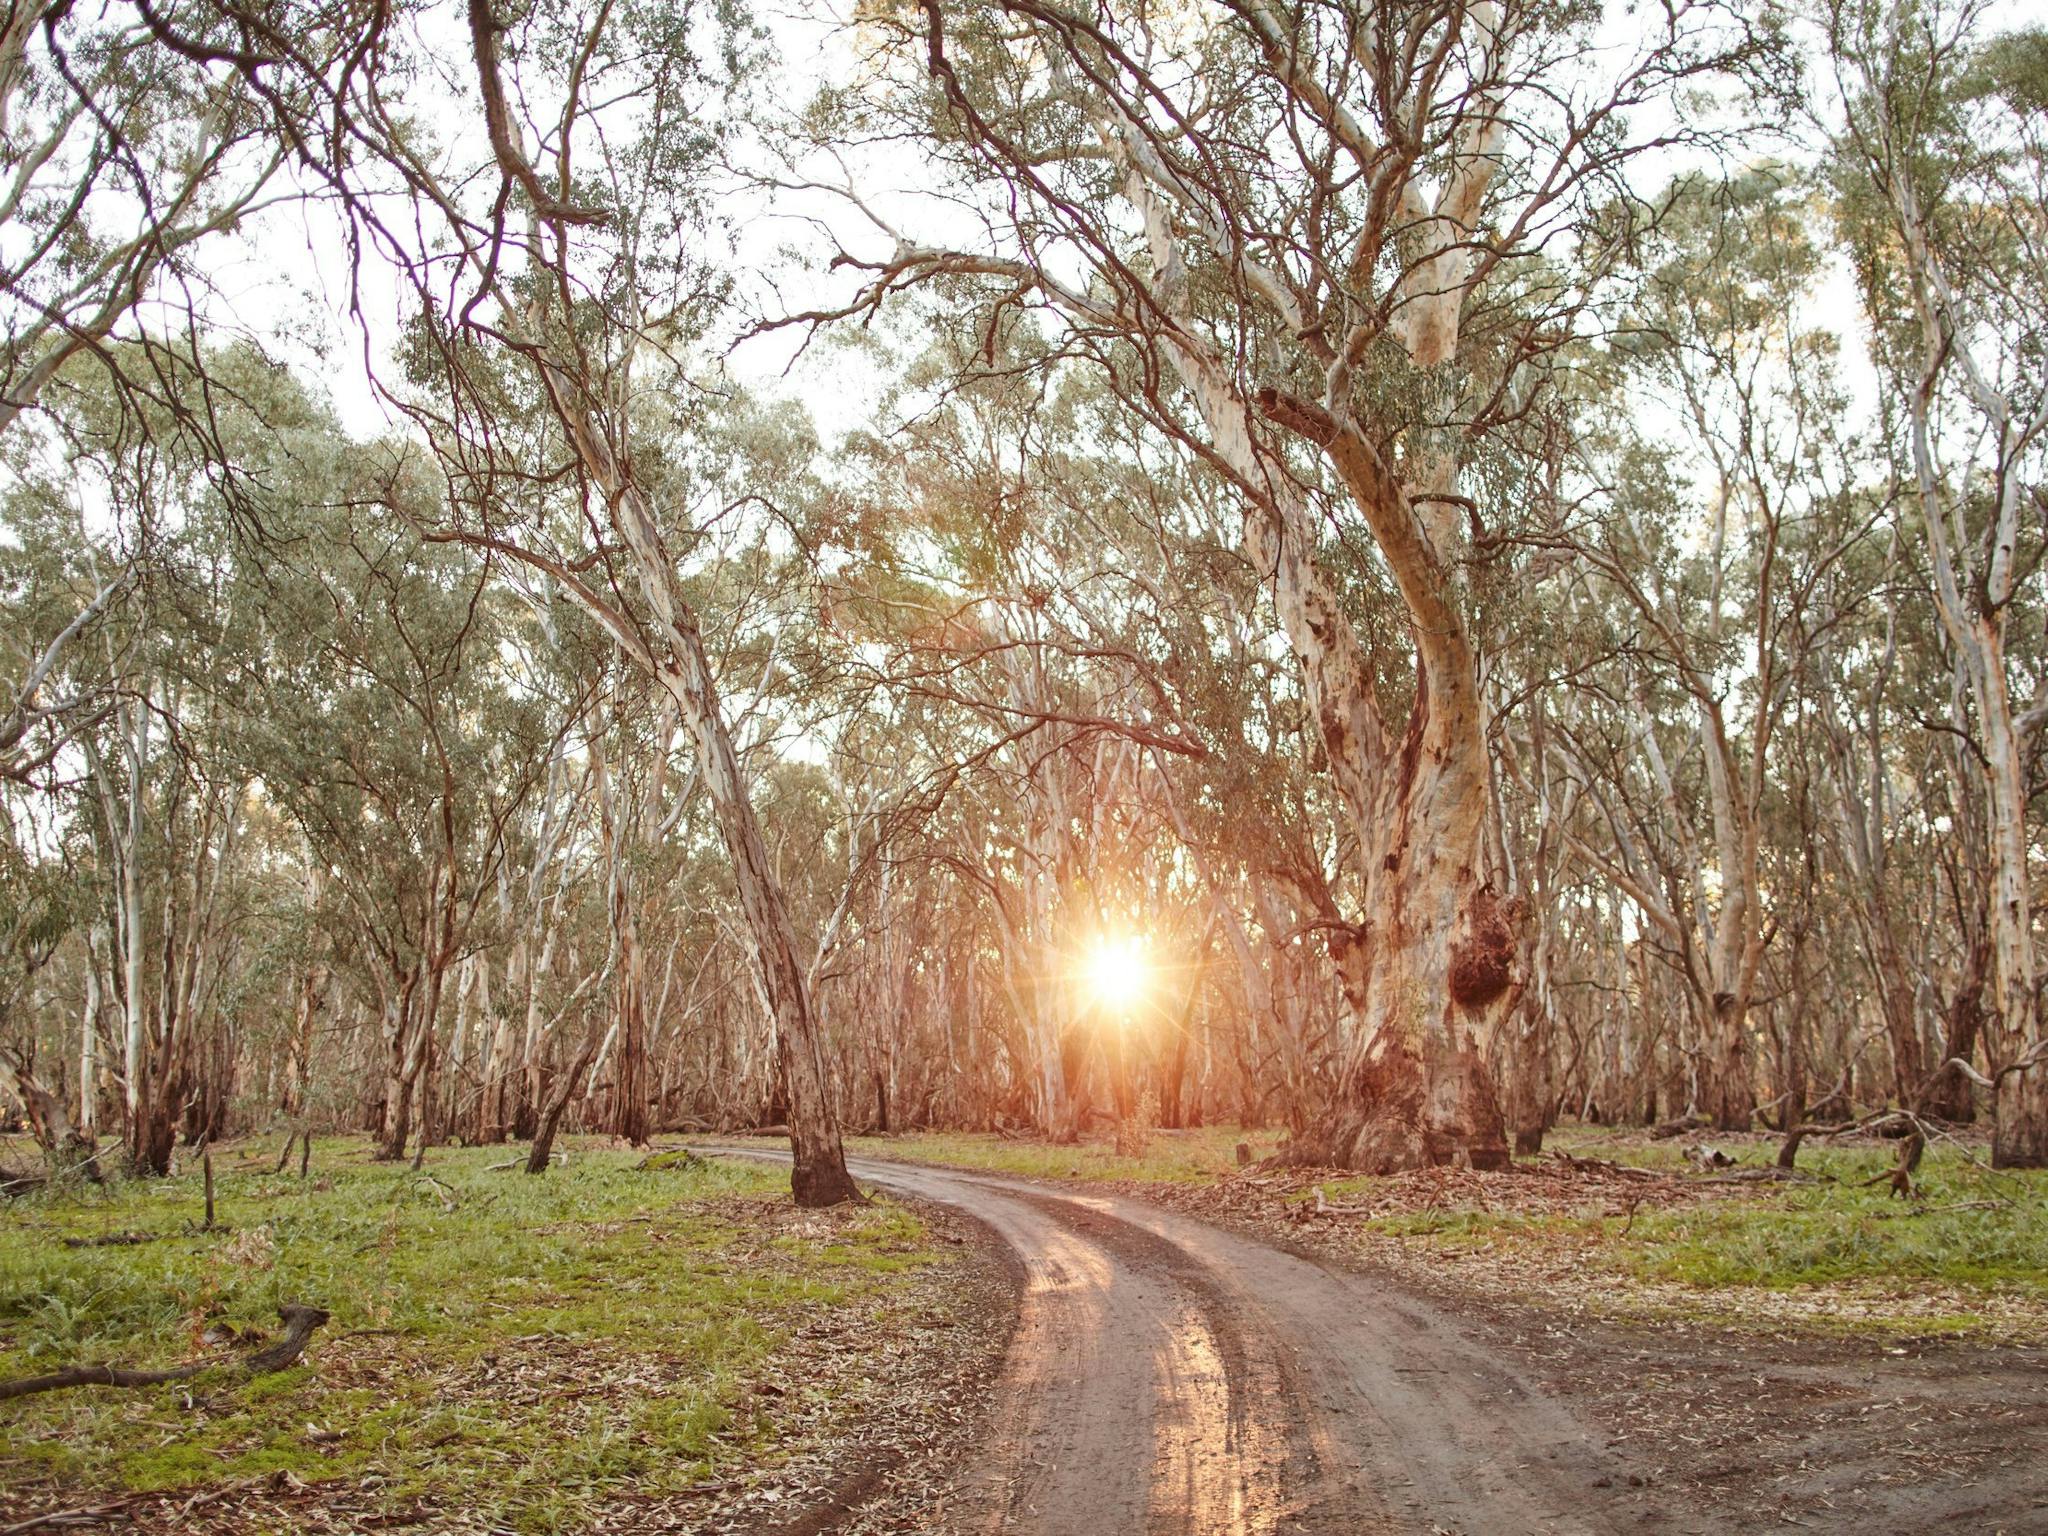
712 1151 1637 1534
709 1149 2047 1536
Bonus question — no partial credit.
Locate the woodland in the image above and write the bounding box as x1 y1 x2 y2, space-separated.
1 0 2047 1250
3 0 2047 1529
2 0 2047 1199
4 0 2045 1201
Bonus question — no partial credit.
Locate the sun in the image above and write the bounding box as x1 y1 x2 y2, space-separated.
1085 935 1150 1012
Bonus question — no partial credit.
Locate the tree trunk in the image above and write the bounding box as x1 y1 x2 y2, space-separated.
661 609 858 1206
282 962 326 1118
1992 1068 2048 1169
1925 943 1987 1122
1980 698 2044 1166
1504 993 1553 1158
526 1016 604 1173
1237 392 1515 1174
1701 993 1754 1132
1303 642 1515 1173
1 1052 101 1181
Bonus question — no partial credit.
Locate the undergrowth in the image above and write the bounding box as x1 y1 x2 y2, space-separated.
0 1135 939 1532
850 1122 2048 1329
846 1124 1277 1183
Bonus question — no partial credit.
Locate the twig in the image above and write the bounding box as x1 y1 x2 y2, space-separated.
1875 1199 2002 1220
0 1491 153 1534
1310 1185 1374 1216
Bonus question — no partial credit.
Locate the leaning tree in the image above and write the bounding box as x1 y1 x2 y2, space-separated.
784 0 1783 1168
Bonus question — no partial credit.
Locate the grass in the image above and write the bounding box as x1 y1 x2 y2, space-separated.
1300 1128 2048 1333
846 1124 1281 1183
0 1136 949 1532
848 1121 2048 1330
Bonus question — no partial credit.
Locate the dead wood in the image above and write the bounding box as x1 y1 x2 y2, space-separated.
0 1303 330 1403
637 1147 704 1171
1547 1149 1664 1181
0 1491 153 1535
1310 1185 1375 1216
59 1231 160 1248
1863 1127 1926 1199
1692 1166 1825 1184
1876 1199 2001 1219
1650 1114 1710 1140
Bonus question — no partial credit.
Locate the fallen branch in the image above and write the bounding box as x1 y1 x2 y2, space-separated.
1876 1199 2002 1219
636 1147 704 1172
1309 1184 1375 1217
60 1231 161 1249
0 1304 331 1403
1650 1114 1709 1140
0 1490 154 1535
1692 1166 1826 1185
1547 1149 1665 1181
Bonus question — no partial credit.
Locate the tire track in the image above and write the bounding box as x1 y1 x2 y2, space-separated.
705 1150 1625 1535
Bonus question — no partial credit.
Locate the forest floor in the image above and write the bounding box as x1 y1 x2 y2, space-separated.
3 1125 2043 1535
843 1121 2048 1340
0 1135 1014 1535
727 1135 2048 1535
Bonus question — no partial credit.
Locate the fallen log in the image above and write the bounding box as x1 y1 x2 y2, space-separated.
636 1147 704 1172
1547 1149 1665 1181
0 1303 331 1403
1649 1114 1709 1140
59 1231 161 1249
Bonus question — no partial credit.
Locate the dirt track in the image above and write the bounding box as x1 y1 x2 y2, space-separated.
710 1148 2048 1536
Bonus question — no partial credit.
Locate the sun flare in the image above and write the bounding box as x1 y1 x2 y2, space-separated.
1085 935 1150 1013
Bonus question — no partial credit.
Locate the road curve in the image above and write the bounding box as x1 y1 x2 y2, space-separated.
706 1149 1637 1536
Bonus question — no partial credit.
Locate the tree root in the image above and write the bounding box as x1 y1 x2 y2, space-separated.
0 1303 330 1403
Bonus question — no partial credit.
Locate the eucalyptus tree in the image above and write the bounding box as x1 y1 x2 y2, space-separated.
1566 171 1881 1129
345 0 865 1202
818 330 1262 1135
0 789 94 1175
0 348 281 1173
1831 6 2048 1162
783 0 1784 1168
0 0 346 438
230 453 575 1162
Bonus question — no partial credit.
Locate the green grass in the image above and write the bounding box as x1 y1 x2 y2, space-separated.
1305 1128 2048 1324
849 1121 2048 1326
846 1124 1278 1183
0 1136 947 1531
